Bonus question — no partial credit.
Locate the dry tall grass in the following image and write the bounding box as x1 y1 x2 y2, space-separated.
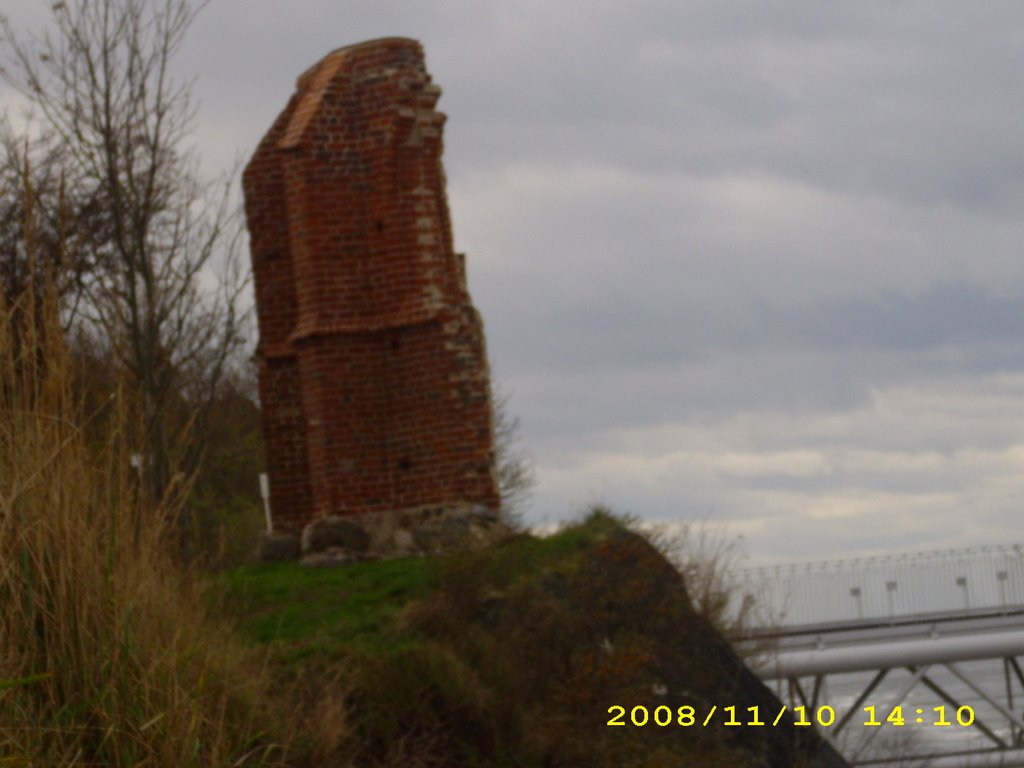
0 284 283 762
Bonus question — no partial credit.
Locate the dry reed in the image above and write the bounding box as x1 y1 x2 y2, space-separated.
0 246 283 765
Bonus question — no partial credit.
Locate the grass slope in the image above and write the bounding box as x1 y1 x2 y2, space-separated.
221 513 840 768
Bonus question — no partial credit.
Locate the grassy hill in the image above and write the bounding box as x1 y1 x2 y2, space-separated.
221 511 847 767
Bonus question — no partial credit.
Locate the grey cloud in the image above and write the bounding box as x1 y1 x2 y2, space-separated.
440 1 1024 214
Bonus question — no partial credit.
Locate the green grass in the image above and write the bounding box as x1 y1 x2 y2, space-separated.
219 512 628 663
221 554 438 660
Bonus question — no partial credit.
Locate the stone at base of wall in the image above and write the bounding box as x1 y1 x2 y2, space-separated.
258 530 302 562
258 504 510 566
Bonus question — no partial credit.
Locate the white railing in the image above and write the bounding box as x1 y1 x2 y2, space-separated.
730 544 1024 629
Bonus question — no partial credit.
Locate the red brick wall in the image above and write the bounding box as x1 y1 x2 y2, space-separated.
243 38 500 532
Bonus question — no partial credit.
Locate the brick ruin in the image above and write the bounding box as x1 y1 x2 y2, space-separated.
243 38 502 561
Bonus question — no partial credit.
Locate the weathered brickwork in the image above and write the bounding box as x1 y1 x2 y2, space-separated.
243 38 500 535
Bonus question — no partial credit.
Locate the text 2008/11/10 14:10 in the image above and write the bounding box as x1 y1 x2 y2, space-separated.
607 704 977 729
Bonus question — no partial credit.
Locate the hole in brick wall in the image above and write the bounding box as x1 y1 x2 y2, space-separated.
397 458 412 472
390 338 401 351
375 220 385 232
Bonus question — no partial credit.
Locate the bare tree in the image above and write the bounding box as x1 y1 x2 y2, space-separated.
0 0 247 510
492 385 534 528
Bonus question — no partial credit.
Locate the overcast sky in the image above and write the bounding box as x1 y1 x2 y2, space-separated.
4 1 1024 566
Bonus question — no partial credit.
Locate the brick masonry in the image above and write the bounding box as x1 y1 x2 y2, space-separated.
243 38 500 537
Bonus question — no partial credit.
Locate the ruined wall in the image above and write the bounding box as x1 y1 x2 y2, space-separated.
243 38 500 535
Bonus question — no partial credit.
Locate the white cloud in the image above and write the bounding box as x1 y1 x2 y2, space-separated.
526 372 1024 564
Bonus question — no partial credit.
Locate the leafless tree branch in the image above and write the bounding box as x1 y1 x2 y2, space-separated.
0 0 248 513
